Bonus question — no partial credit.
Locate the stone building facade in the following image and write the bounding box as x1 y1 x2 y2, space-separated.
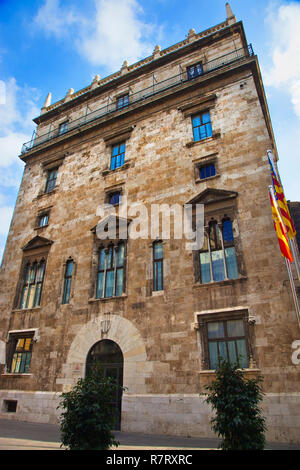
0 5 300 442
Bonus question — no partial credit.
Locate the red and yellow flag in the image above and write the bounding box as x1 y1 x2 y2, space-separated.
268 152 296 239
269 189 293 263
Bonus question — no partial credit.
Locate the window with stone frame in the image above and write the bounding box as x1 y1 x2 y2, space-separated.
19 260 46 309
45 167 58 193
199 218 238 284
6 331 35 374
192 111 213 142
96 242 126 298
153 240 163 291
58 120 69 135
62 258 74 304
14 236 52 310
35 211 50 228
196 309 256 370
188 188 245 285
110 142 126 171
187 62 203 80
116 93 129 110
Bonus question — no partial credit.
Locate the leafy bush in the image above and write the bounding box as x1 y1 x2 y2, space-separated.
205 360 266 450
58 367 124 450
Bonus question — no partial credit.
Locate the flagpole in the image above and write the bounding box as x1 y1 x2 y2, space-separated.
289 238 300 281
285 258 300 329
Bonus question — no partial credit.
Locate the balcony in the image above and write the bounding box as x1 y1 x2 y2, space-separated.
21 45 254 155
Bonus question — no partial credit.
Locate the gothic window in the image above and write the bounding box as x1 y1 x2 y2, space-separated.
19 259 45 309
45 167 58 193
153 241 163 291
199 218 238 284
96 242 125 298
62 259 74 304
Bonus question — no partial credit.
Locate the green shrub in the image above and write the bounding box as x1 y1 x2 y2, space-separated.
58 367 124 450
205 360 266 450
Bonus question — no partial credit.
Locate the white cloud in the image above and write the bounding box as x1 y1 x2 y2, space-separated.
0 77 39 166
33 0 157 72
78 0 154 71
34 0 82 38
264 2 300 117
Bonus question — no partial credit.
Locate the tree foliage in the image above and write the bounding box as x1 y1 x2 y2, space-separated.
58 367 124 450
205 360 266 450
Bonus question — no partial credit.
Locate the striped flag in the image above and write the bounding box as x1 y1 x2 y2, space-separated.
267 150 296 239
269 187 293 263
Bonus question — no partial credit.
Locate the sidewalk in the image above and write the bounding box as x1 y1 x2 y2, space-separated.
0 419 299 450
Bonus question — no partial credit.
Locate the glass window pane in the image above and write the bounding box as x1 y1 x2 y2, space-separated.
153 242 163 260
107 246 113 268
36 262 45 282
227 340 238 365
200 251 211 284
202 112 211 124
205 123 212 138
99 249 106 270
110 156 116 170
29 264 37 283
209 341 219 369
218 341 228 362
227 319 245 337
112 145 119 157
225 247 238 279
66 261 74 277
192 116 201 127
24 352 32 373
115 268 124 296
117 243 125 267
154 260 163 291
34 283 42 306
236 339 248 367
96 272 104 298
19 353 27 373
199 125 206 139
211 250 225 281
27 285 36 308
223 220 234 243
208 321 225 339
193 127 200 142
105 270 114 298
20 286 28 309
24 338 32 351
62 278 71 304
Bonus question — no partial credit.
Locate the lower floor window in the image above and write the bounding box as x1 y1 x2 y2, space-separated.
7 336 33 373
207 319 248 369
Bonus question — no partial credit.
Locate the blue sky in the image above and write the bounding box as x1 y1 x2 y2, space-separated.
0 0 300 262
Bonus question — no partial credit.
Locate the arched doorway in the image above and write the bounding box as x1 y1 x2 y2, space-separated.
85 339 123 430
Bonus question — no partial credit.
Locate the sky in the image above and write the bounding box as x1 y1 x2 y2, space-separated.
0 0 300 263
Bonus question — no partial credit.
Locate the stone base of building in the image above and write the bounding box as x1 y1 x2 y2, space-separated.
0 390 299 443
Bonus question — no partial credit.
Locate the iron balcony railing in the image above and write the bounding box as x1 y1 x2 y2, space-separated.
21 45 254 154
